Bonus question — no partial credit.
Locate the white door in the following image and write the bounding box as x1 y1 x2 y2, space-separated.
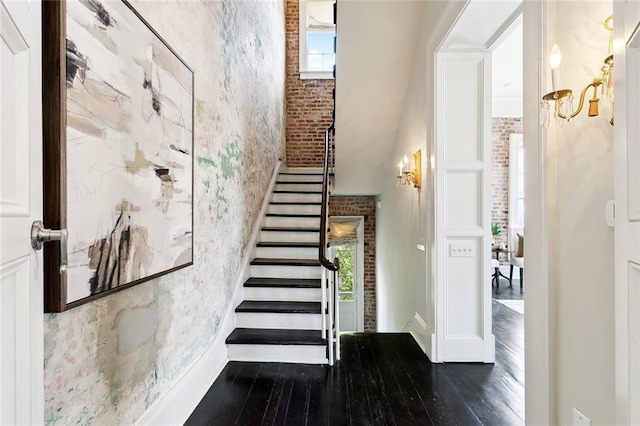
331 217 364 332
336 243 357 332
615 2 640 423
0 0 44 424
435 51 494 362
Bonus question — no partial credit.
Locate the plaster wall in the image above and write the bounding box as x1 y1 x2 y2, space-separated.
550 1 615 423
42 1 286 424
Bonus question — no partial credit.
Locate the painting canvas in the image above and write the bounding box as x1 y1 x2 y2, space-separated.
44 0 194 310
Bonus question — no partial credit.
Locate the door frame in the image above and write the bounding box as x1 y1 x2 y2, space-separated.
431 0 552 420
330 215 364 332
523 0 554 423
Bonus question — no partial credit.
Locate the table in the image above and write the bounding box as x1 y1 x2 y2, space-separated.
492 246 512 292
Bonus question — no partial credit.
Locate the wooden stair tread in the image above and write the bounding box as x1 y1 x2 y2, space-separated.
256 241 319 248
236 300 321 313
265 213 321 218
273 190 323 194
226 328 326 345
261 227 319 232
244 277 321 288
250 258 320 267
269 202 322 205
276 181 322 185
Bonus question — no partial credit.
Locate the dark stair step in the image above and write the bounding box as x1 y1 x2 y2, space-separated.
244 277 321 288
226 328 326 345
273 190 323 194
250 258 320 267
276 181 323 185
235 300 321 314
269 201 322 206
256 241 319 248
261 227 319 233
278 172 333 176
265 213 321 218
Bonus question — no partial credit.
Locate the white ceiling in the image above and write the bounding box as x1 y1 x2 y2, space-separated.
334 0 523 195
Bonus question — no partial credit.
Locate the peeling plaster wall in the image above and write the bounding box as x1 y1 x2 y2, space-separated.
43 1 286 424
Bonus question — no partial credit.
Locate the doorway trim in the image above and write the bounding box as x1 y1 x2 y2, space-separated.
431 0 552 421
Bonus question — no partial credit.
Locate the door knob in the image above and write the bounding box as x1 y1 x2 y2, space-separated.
31 220 68 274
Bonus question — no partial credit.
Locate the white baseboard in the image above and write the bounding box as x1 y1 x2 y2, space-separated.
135 161 282 425
404 312 439 362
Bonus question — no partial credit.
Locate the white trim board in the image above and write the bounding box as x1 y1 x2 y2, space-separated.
135 161 282 425
404 312 437 362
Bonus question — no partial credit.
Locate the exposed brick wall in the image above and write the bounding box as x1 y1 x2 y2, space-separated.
285 0 334 167
491 117 522 246
329 196 377 331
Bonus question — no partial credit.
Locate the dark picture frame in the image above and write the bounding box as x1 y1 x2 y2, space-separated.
43 0 194 312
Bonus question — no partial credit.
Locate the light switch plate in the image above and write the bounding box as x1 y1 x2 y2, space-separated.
449 243 474 257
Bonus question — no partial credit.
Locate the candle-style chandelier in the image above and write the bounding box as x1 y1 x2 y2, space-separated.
396 150 421 188
540 15 614 127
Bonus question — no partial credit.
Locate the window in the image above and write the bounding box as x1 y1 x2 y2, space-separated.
299 0 335 79
509 133 524 228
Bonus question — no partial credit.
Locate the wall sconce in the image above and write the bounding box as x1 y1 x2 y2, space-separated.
540 15 614 127
397 150 421 188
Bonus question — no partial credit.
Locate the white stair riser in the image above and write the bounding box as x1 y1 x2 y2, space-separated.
267 204 322 215
236 312 322 329
255 246 317 259
260 230 319 243
244 286 322 302
272 193 322 203
281 167 323 174
250 264 322 279
277 174 323 183
227 344 327 364
264 216 320 228
275 183 323 192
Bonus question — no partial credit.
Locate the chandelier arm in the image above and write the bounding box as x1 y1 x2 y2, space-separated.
569 80 602 119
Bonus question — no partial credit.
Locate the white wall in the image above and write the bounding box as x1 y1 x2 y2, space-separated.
543 1 615 423
524 1 615 424
376 2 465 354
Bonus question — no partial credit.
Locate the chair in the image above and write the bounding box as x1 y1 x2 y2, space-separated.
492 258 500 288
509 232 524 289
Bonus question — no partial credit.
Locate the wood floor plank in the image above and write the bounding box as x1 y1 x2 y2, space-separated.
326 355 351 426
235 363 280 426
340 334 375 425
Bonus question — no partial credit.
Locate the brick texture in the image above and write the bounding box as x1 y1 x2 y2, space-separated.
491 117 522 246
285 0 334 167
329 196 376 331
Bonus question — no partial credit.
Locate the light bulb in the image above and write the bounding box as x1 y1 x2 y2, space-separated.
549 44 562 91
549 44 562 69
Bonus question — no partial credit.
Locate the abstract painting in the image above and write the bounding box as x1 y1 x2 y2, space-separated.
43 0 194 311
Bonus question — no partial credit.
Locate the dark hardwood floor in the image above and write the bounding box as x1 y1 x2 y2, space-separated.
186 287 524 425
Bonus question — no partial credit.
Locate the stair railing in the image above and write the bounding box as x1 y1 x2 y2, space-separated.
320 124 341 365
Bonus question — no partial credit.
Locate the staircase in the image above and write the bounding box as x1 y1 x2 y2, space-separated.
226 169 329 364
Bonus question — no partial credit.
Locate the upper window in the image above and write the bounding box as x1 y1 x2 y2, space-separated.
509 133 524 228
299 0 335 79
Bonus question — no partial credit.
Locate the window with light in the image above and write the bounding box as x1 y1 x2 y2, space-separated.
299 0 335 78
